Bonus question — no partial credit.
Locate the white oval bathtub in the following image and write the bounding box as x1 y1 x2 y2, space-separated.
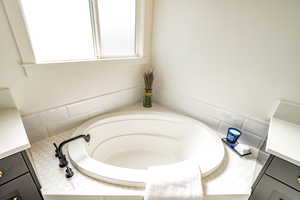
68 110 225 187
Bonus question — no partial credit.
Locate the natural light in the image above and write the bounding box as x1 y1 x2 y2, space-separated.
20 0 136 63
99 0 136 57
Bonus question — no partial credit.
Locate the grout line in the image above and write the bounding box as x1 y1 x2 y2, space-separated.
156 87 270 124
65 105 72 118
241 118 248 130
23 89 143 142
37 113 50 138
21 86 141 117
156 89 268 146
215 120 222 132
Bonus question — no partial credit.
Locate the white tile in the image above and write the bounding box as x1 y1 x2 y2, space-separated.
45 88 142 136
39 107 71 137
22 114 42 129
22 114 49 142
24 88 141 139
67 98 100 117
217 121 232 136
239 130 264 149
67 88 141 117
40 107 69 123
46 122 71 137
189 98 219 119
242 118 269 139
198 116 220 130
157 88 232 121
178 106 220 130
26 127 48 143
46 113 89 136
156 88 265 148
189 102 221 130
155 90 220 130
215 109 246 129
256 149 270 165
190 110 220 130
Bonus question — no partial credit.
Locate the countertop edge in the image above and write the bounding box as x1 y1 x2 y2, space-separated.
266 117 300 167
0 108 31 160
266 147 300 167
0 143 31 160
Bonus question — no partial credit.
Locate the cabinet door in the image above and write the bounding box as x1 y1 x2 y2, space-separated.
0 153 28 185
0 174 43 200
266 157 300 191
249 175 300 200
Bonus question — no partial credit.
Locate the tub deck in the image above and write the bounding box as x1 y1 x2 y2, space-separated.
29 128 266 200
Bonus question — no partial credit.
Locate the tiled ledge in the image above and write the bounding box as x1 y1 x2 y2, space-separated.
154 88 269 149
22 86 269 149
22 87 142 142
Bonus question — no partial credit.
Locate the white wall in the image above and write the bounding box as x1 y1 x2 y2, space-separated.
2 0 300 122
152 0 300 121
0 2 151 115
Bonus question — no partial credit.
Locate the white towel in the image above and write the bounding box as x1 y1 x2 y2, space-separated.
145 160 203 200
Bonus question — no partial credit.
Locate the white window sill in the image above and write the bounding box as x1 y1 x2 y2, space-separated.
21 56 149 68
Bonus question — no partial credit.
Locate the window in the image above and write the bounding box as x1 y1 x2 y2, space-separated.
21 0 95 62
3 0 147 64
99 0 136 57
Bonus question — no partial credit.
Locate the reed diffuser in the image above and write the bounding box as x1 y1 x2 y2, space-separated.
143 69 154 108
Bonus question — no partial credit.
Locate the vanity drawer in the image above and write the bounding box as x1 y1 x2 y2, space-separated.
249 174 300 200
0 153 29 186
266 157 300 191
0 173 42 200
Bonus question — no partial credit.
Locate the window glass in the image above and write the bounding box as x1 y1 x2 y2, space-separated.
98 0 136 57
21 0 95 62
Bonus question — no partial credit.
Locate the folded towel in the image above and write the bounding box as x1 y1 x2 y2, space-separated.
145 160 203 200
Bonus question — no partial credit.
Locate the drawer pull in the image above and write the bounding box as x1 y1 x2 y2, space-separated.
0 171 3 177
12 197 18 200
297 177 300 184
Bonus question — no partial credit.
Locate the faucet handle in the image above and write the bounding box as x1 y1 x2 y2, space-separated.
59 154 68 168
84 134 91 142
65 167 74 178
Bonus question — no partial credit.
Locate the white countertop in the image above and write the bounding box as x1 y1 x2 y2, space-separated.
29 128 265 200
0 108 31 159
266 100 300 167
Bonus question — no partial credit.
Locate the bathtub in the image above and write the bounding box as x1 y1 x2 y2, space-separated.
68 109 225 187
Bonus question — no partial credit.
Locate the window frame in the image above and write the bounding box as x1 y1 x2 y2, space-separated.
2 0 149 66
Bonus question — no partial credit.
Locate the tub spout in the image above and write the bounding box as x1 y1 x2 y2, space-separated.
53 134 90 178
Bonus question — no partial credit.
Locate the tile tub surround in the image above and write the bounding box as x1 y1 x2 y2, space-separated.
29 127 265 200
22 87 142 142
154 88 269 149
22 86 269 149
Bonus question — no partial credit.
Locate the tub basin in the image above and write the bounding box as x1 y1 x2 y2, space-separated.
68 110 225 187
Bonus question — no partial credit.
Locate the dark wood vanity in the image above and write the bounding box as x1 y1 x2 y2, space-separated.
0 151 43 200
249 155 300 200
